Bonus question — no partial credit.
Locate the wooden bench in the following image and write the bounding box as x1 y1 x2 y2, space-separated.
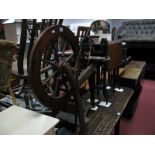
120 61 146 82
0 105 59 135
120 61 146 118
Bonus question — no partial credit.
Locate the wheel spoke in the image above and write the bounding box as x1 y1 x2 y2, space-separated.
42 70 58 85
53 76 60 97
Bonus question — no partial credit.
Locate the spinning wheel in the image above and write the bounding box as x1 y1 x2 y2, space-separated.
28 25 80 109
29 25 86 133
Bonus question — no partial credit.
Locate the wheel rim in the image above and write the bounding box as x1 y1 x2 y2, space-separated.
28 25 80 109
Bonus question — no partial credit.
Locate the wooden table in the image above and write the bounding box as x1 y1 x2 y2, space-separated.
82 87 134 135
120 61 146 118
0 105 59 135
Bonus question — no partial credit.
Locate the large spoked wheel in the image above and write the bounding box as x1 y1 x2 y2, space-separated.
28 25 80 109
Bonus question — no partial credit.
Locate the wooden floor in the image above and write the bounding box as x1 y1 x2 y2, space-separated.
81 87 134 135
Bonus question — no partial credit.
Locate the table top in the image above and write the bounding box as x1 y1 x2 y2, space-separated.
0 105 59 135
82 87 134 135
